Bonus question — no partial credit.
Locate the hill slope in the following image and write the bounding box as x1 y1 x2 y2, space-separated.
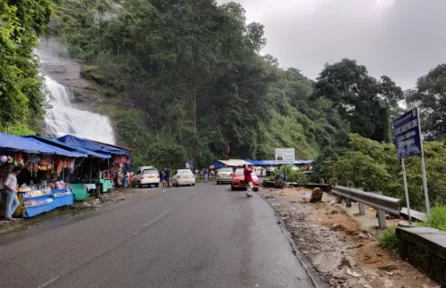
51 0 347 168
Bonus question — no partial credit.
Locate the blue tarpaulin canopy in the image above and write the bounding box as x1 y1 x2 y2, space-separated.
246 160 313 166
57 135 127 155
27 136 111 159
212 159 313 168
0 133 86 157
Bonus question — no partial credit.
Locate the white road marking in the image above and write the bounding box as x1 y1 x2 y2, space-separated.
36 277 59 288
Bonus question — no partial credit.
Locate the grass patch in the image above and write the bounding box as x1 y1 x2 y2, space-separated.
422 205 446 231
378 227 400 253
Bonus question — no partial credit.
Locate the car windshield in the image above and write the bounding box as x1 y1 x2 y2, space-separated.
178 169 193 175
143 169 158 175
219 168 232 173
235 169 244 175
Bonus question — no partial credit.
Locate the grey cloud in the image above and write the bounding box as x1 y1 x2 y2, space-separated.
217 0 446 89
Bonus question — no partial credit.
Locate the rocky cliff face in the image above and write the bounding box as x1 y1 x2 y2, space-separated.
37 37 117 144
38 38 101 106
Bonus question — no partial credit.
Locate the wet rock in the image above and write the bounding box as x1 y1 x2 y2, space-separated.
331 224 342 231
378 265 397 272
310 187 324 203
358 233 367 239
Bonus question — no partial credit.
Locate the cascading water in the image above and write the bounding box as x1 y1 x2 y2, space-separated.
43 76 116 144
37 38 116 144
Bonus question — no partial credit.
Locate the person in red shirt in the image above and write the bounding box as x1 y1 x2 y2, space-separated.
243 164 254 197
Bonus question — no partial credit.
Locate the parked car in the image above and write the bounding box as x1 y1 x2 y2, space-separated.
172 169 196 186
132 166 160 188
216 167 234 184
231 168 260 191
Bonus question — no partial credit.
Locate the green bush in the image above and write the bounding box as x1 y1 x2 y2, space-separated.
423 206 446 231
378 227 400 253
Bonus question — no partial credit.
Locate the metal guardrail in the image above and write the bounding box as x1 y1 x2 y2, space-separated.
331 185 401 228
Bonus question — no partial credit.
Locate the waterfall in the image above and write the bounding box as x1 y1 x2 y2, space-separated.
37 38 116 144
43 76 116 144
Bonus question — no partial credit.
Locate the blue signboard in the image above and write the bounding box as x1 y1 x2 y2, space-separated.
394 108 422 159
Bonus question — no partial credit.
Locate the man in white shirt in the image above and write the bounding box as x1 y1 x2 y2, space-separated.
4 167 21 221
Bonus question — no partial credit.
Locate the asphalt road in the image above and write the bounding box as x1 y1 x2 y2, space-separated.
0 184 325 288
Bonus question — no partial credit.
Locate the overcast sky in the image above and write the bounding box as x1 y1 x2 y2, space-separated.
217 0 446 89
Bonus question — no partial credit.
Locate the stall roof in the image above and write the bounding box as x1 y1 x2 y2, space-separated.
215 159 252 167
90 140 134 152
0 133 86 157
246 159 313 166
57 135 127 155
28 136 111 159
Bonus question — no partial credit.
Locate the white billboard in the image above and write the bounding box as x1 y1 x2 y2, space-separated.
275 148 295 162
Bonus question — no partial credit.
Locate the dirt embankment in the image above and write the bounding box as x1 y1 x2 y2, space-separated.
260 188 439 288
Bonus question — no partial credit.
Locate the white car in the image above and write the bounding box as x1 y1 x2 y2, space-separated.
216 167 234 184
172 169 196 186
132 166 160 188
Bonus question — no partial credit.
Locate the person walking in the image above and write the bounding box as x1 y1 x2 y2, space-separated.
243 164 254 198
4 167 21 221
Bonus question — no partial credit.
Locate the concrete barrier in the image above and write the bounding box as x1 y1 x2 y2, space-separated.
396 227 446 286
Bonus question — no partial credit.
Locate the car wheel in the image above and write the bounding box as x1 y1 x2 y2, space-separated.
192 183 195 186
155 184 159 188
217 181 220 185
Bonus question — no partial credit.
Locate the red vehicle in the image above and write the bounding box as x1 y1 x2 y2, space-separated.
231 168 260 191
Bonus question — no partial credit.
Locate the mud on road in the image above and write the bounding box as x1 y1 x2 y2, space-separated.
260 187 439 288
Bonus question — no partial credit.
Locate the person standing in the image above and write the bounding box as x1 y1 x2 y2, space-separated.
165 168 171 187
204 168 209 183
122 171 129 188
243 164 254 198
162 170 167 187
4 167 21 221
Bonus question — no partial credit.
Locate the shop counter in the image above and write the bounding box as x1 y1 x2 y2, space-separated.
69 183 89 201
23 199 56 218
98 179 113 193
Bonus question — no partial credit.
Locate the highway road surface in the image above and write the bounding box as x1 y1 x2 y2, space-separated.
0 184 326 288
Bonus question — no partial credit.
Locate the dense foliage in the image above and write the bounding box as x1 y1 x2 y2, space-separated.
325 133 446 211
406 64 446 140
52 0 347 168
314 59 404 143
0 0 52 133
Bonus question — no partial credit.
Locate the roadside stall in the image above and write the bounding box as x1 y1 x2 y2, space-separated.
57 134 132 194
0 133 87 218
29 135 113 200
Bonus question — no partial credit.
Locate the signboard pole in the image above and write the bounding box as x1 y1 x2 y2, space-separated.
401 158 412 224
417 108 431 218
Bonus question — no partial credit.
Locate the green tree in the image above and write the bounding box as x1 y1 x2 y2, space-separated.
406 64 446 140
314 59 403 142
0 0 52 133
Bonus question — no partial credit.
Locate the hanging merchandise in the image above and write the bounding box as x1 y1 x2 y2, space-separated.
17 152 24 166
0 155 7 163
7 156 13 164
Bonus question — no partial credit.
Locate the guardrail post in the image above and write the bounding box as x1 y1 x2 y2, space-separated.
336 195 342 204
357 188 366 215
345 198 352 207
378 210 386 228
375 191 386 229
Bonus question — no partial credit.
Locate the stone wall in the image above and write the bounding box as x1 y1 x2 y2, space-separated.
396 227 446 286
